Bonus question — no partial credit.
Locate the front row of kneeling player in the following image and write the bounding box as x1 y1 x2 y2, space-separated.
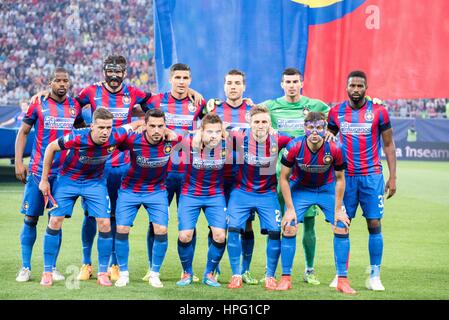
36 106 354 293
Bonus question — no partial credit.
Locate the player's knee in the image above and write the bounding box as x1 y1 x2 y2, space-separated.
96 218 111 233
211 229 226 244
48 216 64 230
116 225 130 234
153 224 167 235
268 231 281 241
178 231 193 244
241 229 255 240
367 219 381 232
282 225 298 237
333 227 349 236
24 215 39 226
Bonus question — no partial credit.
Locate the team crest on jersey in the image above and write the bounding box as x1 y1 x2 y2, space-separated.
23 201 29 211
283 148 289 157
323 153 333 165
364 110 374 122
164 144 172 154
70 107 76 117
221 149 227 158
188 102 197 113
108 145 116 153
123 95 131 105
270 142 278 154
245 111 251 123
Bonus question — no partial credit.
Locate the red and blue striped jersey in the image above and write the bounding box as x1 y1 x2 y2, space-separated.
182 135 230 197
23 97 82 177
327 100 391 176
281 136 346 188
143 92 207 173
57 127 129 181
232 129 292 193
214 101 251 129
120 132 183 193
77 83 151 167
214 100 252 181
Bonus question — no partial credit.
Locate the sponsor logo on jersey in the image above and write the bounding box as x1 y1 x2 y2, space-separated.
165 114 194 128
109 108 128 120
136 155 170 168
44 116 75 130
297 163 331 173
79 154 110 165
277 118 304 131
340 122 372 135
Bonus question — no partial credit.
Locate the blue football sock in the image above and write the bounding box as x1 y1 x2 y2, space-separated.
334 233 350 277
204 238 226 277
81 215 96 265
266 232 281 277
281 235 296 275
226 230 242 275
43 227 61 273
151 234 168 273
53 228 62 269
241 230 255 273
97 231 113 273
146 222 154 268
114 232 129 272
208 230 221 274
177 239 194 275
20 218 37 270
108 219 118 266
368 229 383 277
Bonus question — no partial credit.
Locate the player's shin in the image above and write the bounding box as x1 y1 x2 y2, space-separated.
266 231 281 278
146 222 155 268
97 231 113 273
177 238 194 275
81 215 97 265
115 232 129 272
368 224 383 277
151 234 168 273
280 234 296 276
20 218 38 269
227 229 243 275
204 237 226 277
43 227 61 273
241 230 255 273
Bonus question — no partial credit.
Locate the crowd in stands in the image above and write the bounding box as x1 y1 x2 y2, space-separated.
383 98 448 119
0 0 156 106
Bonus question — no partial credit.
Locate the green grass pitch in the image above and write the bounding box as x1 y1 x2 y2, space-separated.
0 160 448 300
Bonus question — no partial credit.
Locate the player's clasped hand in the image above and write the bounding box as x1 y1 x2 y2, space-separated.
282 208 297 235
324 130 336 142
334 209 351 229
385 177 397 199
38 180 50 197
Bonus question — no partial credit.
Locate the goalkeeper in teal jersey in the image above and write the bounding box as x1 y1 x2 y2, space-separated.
261 67 331 285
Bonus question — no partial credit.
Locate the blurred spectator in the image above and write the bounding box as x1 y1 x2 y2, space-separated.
0 100 28 127
0 0 156 106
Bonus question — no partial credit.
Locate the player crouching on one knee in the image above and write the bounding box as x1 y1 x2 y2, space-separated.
278 111 356 294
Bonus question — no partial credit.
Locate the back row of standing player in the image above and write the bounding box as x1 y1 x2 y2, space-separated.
14 55 397 293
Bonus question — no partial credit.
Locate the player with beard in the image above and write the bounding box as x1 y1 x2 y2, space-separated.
14 68 83 282
327 70 397 291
